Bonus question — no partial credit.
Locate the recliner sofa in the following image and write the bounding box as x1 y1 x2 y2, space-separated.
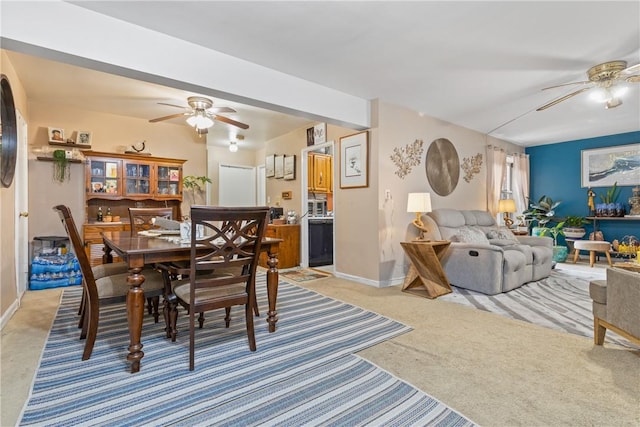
423 209 553 295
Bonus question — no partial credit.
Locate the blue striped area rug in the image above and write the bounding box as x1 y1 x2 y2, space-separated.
439 269 637 349
19 275 475 426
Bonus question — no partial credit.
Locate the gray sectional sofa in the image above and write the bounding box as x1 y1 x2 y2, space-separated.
423 209 553 295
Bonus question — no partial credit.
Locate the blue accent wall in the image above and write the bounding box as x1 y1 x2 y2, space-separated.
526 131 640 249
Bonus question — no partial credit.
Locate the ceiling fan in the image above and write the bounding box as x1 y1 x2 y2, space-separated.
536 60 640 111
149 96 249 134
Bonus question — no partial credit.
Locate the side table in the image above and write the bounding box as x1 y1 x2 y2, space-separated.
400 240 452 299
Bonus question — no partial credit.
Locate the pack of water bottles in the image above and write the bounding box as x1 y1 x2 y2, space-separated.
29 253 83 290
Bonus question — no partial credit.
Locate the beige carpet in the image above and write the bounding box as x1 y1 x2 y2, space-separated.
2 262 639 426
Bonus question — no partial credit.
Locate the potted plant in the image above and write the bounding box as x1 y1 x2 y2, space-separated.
522 195 562 236
539 221 568 262
182 175 212 205
563 215 589 239
596 181 623 216
52 149 70 182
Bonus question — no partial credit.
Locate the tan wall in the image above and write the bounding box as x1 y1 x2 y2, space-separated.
376 100 523 284
27 101 209 239
1 51 29 318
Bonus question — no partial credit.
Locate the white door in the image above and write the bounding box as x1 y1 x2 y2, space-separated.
14 110 29 296
257 164 266 205
218 164 256 206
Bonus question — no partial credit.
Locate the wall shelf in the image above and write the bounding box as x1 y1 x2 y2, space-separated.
48 141 92 150
36 156 82 164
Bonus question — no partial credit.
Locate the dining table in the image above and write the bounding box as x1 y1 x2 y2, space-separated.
101 230 282 373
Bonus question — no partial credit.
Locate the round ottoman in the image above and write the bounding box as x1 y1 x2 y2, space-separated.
573 240 612 267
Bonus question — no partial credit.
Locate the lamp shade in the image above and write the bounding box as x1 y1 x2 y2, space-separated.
407 193 432 213
498 198 516 213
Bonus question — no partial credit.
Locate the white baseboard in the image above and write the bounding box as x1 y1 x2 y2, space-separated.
332 271 404 288
0 297 20 331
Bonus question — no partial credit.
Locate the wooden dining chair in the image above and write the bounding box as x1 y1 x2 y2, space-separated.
128 207 175 233
53 205 166 360
164 205 269 370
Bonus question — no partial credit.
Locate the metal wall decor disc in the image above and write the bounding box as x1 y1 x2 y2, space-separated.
426 138 459 196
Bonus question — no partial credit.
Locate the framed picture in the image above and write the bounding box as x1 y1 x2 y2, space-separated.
313 123 326 144
266 154 275 177
340 131 369 189
306 127 315 146
581 143 640 187
77 131 92 145
284 154 296 180
105 162 118 178
169 169 180 181
48 127 65 143
275 154 285 179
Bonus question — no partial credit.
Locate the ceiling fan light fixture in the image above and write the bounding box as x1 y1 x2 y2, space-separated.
186 110 214 129
229 141 238 152
605 98 623 109
611 85 628 98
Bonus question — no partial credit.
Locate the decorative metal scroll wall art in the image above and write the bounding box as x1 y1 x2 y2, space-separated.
390 139 424 179
425 138 459 196
461 153 483 183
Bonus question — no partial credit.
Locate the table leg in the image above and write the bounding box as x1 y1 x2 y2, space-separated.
266 248 279 333
126 267 146 373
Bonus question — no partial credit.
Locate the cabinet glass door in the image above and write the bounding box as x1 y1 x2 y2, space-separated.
89 159 120 194
157 165 181 196
124 161 151 195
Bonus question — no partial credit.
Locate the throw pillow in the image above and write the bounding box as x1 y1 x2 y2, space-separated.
452 226 489 243
486 227 519 243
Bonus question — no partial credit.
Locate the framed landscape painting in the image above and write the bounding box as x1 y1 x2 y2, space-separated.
581 143 640 187
265 154 275 177
275 154 285 179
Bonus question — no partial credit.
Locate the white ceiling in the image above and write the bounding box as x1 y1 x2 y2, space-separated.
6 1 640 148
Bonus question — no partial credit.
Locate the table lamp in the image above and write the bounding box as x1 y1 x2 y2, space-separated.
498 198 516 228
407 192 432 240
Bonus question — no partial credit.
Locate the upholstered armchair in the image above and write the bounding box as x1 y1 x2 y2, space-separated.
589 267 640 346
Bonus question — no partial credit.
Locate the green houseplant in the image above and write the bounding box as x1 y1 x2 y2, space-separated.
182 175 212 204
522 195 562 234
539 221 568 262
563 215 589 239
52 149 70 182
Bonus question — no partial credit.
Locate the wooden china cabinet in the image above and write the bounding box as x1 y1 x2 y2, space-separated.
82 151 186 266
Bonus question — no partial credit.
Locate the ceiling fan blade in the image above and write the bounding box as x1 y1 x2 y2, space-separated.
626 75 640 83
213 115 250 130
157 102 188 109
208 106 236 114
621 63 640 74
536 87 591 111
541 80 591 91
148 112 187 123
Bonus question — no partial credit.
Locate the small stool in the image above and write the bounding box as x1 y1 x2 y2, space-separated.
573 240 612 267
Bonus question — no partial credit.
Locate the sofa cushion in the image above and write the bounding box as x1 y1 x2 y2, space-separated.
451 226 489 243
486 227 519 242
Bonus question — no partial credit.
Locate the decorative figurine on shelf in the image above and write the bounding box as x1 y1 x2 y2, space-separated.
587 187 596 216
629 186 640 216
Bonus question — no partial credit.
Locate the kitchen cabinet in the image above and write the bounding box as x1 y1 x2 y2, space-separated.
259 224 300 269
308 153 332 193
83 151 186 266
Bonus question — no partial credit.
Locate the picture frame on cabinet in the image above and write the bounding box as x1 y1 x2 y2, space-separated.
48 127 65 143
77 131 92 145
340 130 369 189
284 154 296 180
266 154 275 177
275 154 285 179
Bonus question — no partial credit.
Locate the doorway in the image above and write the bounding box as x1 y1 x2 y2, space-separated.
300 141 335 271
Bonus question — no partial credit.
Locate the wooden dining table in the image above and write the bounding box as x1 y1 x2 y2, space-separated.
101 231 282 373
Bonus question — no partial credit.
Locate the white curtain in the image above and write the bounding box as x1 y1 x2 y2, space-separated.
512 152 530 216
486 145 507 217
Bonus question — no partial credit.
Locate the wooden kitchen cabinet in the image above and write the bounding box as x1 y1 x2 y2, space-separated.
83 151 186 265
307 153 332 193
259 224 300 269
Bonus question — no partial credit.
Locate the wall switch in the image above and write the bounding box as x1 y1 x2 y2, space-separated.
385 189 391 200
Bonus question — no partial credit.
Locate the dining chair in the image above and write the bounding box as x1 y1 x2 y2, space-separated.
128 207 175 233
165 205 269 370
53 205 166 360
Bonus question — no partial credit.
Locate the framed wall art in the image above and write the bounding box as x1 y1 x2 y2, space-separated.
275 154 285 179
77 131 92 145
284 154 296 180
340 130 369 189
265 154 275 177
581 143 640 187
48 127 65 143
313 123 326 144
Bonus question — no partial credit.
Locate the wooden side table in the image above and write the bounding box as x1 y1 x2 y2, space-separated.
400 240 452 299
